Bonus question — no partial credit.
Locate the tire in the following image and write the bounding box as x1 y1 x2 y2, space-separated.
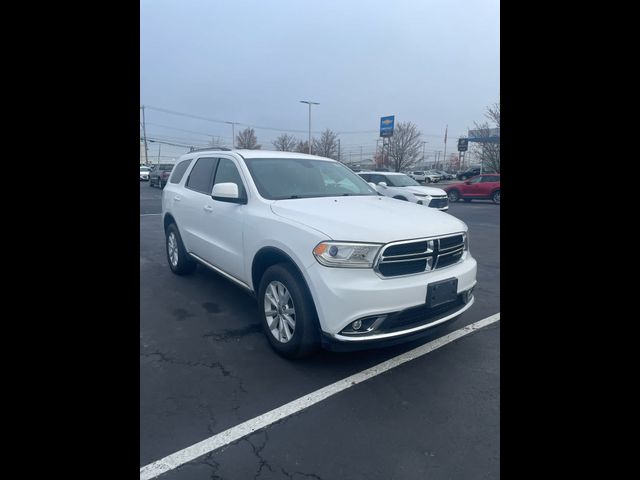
447 189 460 202
393 196 408 201
492 190 500 205
258 263 321 359
166 223 197 275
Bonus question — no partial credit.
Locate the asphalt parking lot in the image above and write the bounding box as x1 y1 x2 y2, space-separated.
140 181 500 479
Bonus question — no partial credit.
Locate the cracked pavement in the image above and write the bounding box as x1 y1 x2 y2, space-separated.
140 183 500 479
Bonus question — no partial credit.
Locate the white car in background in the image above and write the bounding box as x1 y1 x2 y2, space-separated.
358 171 449 210
140 165 151 181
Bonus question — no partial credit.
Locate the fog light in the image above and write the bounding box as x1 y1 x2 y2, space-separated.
352 319 362 330
464 288 474 303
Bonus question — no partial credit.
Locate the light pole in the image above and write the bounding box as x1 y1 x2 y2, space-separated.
300 100 319 154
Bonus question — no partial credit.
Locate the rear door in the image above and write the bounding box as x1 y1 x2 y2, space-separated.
179 157 219 254
478 174 500 198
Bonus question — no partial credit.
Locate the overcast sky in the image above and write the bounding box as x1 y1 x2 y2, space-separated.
140 0 499 161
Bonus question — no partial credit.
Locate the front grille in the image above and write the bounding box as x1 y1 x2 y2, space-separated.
376 233 466 277
428 196 449 209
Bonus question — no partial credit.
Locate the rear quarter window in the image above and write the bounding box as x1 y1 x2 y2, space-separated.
169 159 193 184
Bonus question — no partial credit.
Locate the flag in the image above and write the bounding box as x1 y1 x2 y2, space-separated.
444 125 448 144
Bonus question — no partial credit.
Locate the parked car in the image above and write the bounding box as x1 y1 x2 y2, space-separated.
436 170 454 181
162 149 477 358
408 171 439 183
456 167 481 180
426 170 443 182
149 163 175 188
140 165 151 181
357 171 449 210
444 174 500 204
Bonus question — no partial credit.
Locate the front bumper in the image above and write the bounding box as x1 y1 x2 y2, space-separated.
305 254 477 342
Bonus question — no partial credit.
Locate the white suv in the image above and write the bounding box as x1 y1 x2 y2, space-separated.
358 171 449 210
162 149 477 358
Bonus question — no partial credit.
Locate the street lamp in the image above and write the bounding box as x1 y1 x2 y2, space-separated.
300 100 319 154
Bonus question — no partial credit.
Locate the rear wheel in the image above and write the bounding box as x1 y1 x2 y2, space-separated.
492 190 500 204
447 189 460 202
258 263 320 359
166 223 197 275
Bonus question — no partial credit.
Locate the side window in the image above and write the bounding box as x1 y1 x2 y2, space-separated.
468 176 482 184
186 157 218 193
213 158 246 199
370 174 385 184
359 174 371 182
169 159 192 184
482 175 499 183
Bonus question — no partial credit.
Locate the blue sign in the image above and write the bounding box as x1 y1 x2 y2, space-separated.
380 115 395 137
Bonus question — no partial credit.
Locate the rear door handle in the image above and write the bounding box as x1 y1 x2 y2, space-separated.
174 195 181 201
203 205 214 213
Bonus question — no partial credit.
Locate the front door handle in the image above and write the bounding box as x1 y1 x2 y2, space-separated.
174 195 181 201
203 205 214 213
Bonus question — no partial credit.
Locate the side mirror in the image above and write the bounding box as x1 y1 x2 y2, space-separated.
212 182 246 204
377 182 388 188
368 182 378 189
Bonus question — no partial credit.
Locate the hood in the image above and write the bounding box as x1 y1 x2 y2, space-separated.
270 196 466 244
395 185 446 196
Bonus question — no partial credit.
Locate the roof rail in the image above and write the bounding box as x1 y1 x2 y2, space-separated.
188 146 232 153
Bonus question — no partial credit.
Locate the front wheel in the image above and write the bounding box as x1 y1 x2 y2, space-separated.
258 263 320 359
492 190 500 205
447 189 460 202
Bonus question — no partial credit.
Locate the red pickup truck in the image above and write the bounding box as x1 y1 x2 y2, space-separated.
444 174 500 204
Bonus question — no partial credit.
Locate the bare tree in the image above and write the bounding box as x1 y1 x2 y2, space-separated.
312 129 339 159
272 133 298 151
470 102 500 172
388 122 423 172
294 140 310 153
208 136 224 148
236 127 261 149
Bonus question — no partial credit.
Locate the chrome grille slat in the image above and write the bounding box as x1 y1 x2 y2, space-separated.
375 233 465 278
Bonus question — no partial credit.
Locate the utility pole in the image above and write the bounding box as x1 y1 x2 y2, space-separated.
442 125 448 171
338 139 341 162
225 122 237 148
300 100 319 154
141 106 149 165
157 143 161 164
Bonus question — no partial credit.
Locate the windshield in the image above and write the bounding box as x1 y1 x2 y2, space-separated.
244 158 378 200
157 165 174 171
387 174 421 187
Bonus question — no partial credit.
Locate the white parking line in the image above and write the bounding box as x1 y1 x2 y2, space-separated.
140 312 500 479
140 213 162 216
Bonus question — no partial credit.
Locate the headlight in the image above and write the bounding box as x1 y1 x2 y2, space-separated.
313 242 382 268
